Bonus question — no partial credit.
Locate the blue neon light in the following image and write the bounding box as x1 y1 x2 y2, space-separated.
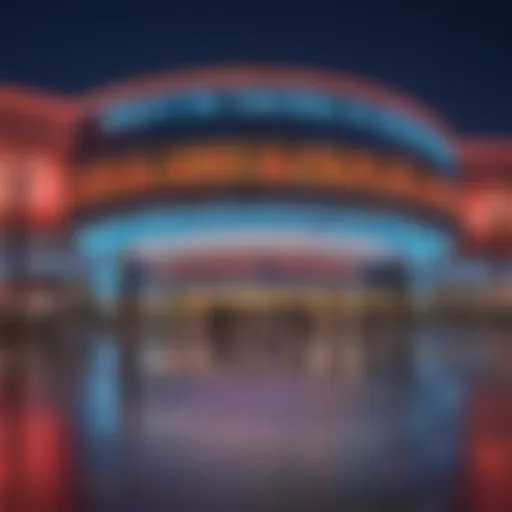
98 88 454 172
73 202 453 301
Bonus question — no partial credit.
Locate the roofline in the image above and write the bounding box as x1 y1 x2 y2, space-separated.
79 63 452 137
0 84 76 122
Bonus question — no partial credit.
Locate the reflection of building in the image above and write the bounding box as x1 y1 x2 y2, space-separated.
0 65 511 328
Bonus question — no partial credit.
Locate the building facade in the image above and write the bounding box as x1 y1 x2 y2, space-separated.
0 65 510 333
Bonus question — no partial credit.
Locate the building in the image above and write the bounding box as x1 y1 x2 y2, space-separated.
0 65 510 364
0 86 75 321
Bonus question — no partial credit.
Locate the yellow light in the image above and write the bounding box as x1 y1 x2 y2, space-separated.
72 141 453 220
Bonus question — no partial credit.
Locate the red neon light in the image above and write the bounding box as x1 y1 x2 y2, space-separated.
460 185 512 251
0 154 66 229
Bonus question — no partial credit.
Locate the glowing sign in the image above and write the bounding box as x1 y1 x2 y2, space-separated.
0 154 65 229
74 204 453 301
460 184 512 255
98 88 454 172
72 142 456 218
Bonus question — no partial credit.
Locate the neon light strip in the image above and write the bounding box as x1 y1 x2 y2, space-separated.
73 142 455 217
98 88 454 172
73 202 452 300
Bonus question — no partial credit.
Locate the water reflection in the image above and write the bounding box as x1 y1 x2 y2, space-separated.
83 337 120 442
2 325 511 511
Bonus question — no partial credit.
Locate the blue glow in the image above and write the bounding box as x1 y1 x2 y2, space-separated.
73 202 453 301
98 88 454 173
280 90 335 121
335 97 372 129
231 89 281 116
83 337 120 440
187 89 220 117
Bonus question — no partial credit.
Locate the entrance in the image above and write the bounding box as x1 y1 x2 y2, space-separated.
207 304 314 373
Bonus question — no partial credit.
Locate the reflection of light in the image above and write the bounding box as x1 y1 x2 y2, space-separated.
407 346 466 484
84 339 120 440
23 405 72 508
28 292 55 315
0 402 72 508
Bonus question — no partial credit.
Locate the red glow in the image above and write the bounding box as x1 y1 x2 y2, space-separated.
28 156 66 226
22 405 74 511
460 389 512 511
460 185 512 254
0 154 66 230
152 253 355 280
0 154 14 220
0 371 75 510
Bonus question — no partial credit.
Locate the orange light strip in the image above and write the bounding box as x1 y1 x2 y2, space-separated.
72 141 456 217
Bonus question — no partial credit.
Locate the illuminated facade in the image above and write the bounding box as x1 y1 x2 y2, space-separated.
0 65 510 328
70 67 458 307
458 139 512 258
0 87 75 315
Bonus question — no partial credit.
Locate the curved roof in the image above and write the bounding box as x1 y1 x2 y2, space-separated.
80 64 452 137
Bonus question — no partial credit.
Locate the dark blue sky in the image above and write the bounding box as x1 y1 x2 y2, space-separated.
1 1 510 134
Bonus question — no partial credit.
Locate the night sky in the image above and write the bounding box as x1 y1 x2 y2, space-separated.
1 1 510 135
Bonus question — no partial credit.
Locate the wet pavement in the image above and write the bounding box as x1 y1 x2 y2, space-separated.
2 324 512 511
